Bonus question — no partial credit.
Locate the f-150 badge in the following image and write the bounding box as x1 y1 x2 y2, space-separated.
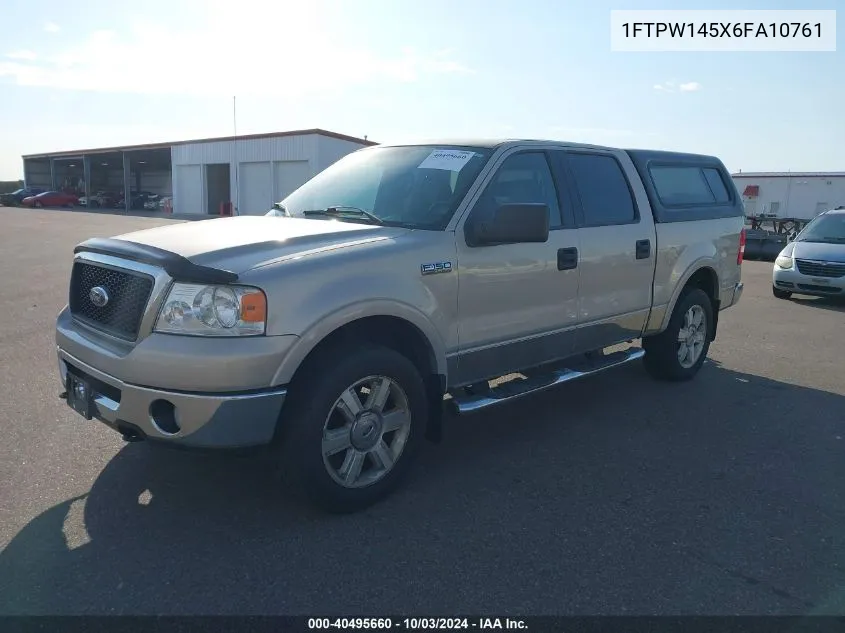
421 261 453 276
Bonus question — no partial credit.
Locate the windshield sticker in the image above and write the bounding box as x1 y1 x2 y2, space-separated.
418 149 476 171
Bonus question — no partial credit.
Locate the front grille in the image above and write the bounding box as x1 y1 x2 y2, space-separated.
795 259 845 278
69 262 154 340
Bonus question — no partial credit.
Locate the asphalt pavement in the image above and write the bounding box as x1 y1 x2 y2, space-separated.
1 206 844 616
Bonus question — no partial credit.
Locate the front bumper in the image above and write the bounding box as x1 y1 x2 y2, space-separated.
772 265 845 297
58 348 286 448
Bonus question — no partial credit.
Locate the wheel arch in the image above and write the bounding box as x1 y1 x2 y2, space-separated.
659 263 720 339
272 303 448 443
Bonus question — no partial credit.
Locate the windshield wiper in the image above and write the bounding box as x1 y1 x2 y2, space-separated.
301 206 383 225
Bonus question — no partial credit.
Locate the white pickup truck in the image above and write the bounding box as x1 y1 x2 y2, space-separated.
57 139 746 512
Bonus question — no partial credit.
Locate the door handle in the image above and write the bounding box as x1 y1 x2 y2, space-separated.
557 247 578 270
635 239 651 260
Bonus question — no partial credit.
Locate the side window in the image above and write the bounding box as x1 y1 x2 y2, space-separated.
649 166 717 206
567 153 637 226
702 167 731 203
479 151 564 228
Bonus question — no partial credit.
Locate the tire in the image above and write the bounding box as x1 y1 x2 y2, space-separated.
772 287 792 299
642 287 714 382
277 343 428 513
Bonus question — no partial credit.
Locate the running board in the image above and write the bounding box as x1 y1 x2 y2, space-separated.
450 347 646 414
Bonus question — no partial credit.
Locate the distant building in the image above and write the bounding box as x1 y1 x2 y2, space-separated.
731 172 845 220
22 129 375 216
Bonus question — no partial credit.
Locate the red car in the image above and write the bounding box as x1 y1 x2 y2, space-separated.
21 191 79 208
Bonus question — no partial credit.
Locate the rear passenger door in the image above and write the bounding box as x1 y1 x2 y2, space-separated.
555 150 655 353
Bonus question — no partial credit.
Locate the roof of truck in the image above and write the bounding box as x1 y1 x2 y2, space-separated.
372 139 723 163
374 138 616 150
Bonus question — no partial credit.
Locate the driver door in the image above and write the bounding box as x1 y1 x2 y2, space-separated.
453 148 582 386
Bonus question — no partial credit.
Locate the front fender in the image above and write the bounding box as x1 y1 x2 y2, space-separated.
270 299 449 386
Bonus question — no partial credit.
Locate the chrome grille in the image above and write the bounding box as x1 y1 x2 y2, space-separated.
795 259 845 279
69 261 154 340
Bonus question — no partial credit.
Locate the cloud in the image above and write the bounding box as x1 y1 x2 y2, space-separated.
654 80 702 93
44 22 60 33
1 4 472 98
5 50 38 61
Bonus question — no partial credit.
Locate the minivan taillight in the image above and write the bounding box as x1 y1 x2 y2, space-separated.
737 228 746 265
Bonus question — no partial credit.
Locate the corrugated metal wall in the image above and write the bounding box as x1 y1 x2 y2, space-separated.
733 176 845 220
171 134 318 166
315 135 369 172
171 133 369 216
23 159 52 189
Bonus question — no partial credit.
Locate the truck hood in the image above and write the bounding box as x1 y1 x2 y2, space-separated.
787 240 845 263
104 215 410 274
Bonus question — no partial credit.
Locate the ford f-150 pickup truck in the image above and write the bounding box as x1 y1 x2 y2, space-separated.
56 139 746 513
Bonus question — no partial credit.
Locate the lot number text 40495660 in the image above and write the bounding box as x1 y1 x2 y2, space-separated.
307 618 528 630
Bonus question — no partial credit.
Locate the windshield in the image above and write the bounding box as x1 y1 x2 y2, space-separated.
267 145 494 229
796 213 845 243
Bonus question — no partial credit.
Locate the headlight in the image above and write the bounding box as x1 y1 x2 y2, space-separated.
154 283 267 336
775 255 793 270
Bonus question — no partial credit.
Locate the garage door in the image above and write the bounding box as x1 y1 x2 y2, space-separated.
239 162 273 216
174 165 203 215
274 160 312 202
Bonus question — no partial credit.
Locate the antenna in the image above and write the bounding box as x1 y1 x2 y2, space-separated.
232 96 238 215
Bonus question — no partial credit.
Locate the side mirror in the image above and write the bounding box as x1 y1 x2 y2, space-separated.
465 202 550 247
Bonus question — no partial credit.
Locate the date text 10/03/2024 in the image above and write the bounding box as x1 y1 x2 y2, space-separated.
307 618 528 630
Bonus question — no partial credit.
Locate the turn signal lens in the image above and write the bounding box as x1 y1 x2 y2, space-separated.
240 291 267 323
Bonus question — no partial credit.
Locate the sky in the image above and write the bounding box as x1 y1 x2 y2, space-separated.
0 0 841 180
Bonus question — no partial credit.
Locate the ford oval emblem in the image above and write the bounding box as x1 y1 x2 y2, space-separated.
89 286 110 308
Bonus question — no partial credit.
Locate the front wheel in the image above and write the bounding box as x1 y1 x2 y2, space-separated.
277 344 428 513
643 287 714 382
772 287 792 299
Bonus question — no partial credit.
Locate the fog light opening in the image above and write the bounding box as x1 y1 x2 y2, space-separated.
149 399 181 435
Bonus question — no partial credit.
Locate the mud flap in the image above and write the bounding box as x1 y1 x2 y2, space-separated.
424 374 445 444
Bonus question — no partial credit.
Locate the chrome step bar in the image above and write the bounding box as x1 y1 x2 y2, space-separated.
450 347 646 414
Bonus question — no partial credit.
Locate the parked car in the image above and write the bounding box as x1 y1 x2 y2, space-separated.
112 191 156 210
22 190 78 208
144 193 170 210
0 187 46 206
157 195 173 211
772 207 845 299
79 191 107 207
56 139 745 513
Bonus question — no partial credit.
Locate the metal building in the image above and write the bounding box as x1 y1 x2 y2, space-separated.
21 129 376 216
731 171 845 220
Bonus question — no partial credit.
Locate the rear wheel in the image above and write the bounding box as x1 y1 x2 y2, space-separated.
643 287 713 382
772 287 792 299
277 344 427 513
